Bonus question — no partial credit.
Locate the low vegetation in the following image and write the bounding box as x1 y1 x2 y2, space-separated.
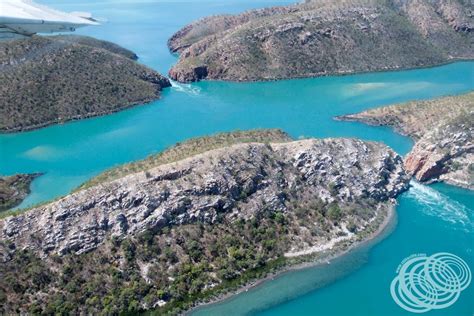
0 197 385 315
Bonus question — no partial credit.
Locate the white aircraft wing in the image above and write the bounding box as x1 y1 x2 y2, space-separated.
0 0 99 40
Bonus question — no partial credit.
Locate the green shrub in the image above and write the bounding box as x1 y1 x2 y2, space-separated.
328 203 342 221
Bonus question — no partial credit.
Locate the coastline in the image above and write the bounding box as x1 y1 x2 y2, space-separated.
0 173 42 213
185 203 398 315
440 178 473 191
4 60 473 135
0 96 163 135
335 92 474 192
172 57 474 84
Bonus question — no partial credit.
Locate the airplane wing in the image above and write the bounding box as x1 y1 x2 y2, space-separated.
0 0 99 40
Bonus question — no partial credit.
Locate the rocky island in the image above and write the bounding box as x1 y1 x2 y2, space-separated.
168 0 473 82
0 174 40 212
338 92 473 189
0 130 409 314
0 35 171 133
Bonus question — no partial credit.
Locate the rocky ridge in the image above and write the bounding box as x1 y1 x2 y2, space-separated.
0 133 410 314
0 137 409 258
337 92 473 189
168 0 473 82
0 35 171 133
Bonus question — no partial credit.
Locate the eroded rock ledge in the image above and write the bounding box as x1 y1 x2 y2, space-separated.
0 35 171 133
168 0 473 82
337 92 473 189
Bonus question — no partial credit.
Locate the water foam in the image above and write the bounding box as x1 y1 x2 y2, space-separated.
406 181 473 232
171 81 201 96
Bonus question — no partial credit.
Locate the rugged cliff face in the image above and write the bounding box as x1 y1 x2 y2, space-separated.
338 93 473 189
0 35 171 133
168 0 473 82
0 132 409 314
0 174 39 212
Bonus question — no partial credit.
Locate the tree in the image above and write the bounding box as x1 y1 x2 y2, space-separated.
328 203 342 221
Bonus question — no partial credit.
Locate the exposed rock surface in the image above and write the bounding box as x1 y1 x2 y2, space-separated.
0 132 410 314
168 0 473 82
0 174 40 212
337 92 473 189
0 137 409 258
0 35 171 133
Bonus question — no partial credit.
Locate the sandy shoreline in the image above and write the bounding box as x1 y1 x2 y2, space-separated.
185 203 397 315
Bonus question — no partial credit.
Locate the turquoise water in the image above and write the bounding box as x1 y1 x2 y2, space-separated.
0 1 472 315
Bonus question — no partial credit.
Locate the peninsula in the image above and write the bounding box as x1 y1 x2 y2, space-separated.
0 130 409 314
337 92 473 189
168 0 473 82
